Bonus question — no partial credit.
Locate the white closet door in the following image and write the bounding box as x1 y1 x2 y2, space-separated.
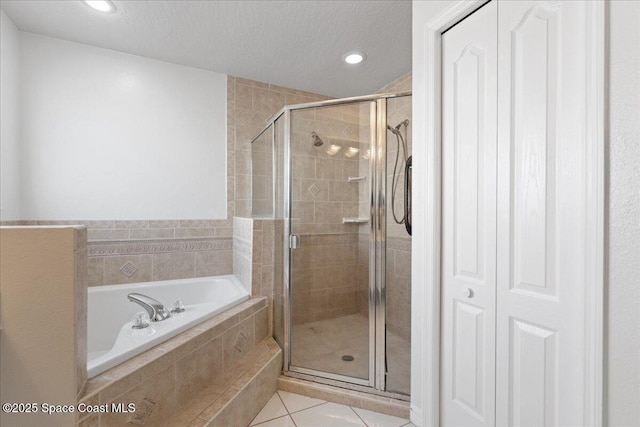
496 1 591 425
441 2 497 426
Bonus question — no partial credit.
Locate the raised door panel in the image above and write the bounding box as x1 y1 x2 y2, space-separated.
511 3 559 299
497 1 590 425
441 2 497 425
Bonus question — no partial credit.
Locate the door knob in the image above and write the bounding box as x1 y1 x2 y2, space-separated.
464 288 474 298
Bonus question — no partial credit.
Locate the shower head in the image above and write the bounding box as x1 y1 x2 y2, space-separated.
311 132 324 147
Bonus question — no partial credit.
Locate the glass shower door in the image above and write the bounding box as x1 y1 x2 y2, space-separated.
288 100 375 385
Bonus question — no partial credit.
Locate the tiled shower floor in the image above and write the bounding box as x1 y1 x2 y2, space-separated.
250 390 415 427
290 314 410 395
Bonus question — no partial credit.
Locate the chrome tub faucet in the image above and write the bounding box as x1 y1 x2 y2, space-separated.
127 293 171 322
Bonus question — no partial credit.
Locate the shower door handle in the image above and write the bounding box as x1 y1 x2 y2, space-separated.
289 234 300 249
404 155 412 236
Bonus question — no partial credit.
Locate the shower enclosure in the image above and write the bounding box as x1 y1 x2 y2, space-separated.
251 92 412 397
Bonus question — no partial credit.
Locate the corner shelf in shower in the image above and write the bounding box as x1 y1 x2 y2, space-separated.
342 217 369 224
347 176 367 183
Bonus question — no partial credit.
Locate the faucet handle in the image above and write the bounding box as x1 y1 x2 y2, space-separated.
171 299 185 313
132 311 150 329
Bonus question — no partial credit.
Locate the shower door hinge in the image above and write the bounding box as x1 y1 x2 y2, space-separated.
289 235 300 249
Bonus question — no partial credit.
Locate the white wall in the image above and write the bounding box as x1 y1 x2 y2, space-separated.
0 10 21 220
19 33 227 220
607 1 640 425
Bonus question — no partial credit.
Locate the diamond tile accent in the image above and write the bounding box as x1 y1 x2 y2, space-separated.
234 331 249 353
308 184 320 197
119 261 138 277
342 127 353 138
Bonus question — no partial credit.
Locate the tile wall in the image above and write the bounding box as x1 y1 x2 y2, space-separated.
287 101 371 324
233 217 276 334
380 73 412 341
229 76 330 218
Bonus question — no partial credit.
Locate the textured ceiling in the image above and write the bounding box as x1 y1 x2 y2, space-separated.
0 0 411 97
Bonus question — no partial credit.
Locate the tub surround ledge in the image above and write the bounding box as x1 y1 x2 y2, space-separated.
78 297 270 426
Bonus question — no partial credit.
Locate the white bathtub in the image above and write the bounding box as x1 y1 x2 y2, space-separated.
87 275 249 378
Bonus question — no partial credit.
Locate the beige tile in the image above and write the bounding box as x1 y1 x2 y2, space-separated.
114 220 149 229
291 201 315 224
292 156 316 179
254 307 269 344
329 180 358 202
299 179 329 201
236 83 253 110
316 158 343 180
148 220 179 228
87 256 104 286
315 202 342 224
209 383 257 427
152 252 196 281
77 413 99 427
394 250 411 276
180 220 210 228
236 200 252 217
176 336 224 406
214 227 234 238
100 366 176 426
87 229 129 241
253 87 286 114
103 254 152 285
83 220 116 230
236 77 270 89
129 228 175 239
98 371 142 404
261 266 275 297
195 250 233 276
223 316 255 370
236 174 252 200
235 149 252 175
175 227 216 238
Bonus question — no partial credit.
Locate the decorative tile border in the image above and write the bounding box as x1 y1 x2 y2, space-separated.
88 237 232 256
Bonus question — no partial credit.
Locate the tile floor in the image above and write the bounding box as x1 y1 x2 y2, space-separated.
290 314 411 395
250 390 416 427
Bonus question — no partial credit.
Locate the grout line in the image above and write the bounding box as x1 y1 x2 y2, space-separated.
252 414 293 427
349 405 369 426
287 401 327 415
276 390 328 415
275 391 289 413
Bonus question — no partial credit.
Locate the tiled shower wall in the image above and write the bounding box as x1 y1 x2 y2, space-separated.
287 101 371 324
357 72 413 339
229 77 330 218
381 72 412 341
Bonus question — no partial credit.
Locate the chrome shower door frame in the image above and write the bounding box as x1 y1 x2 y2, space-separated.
374 98 387 391
279 93 409 393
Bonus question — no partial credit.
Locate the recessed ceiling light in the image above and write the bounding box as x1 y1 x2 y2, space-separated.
343 52 366 65
84 0 116 13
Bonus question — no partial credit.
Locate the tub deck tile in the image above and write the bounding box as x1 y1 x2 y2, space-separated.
78 297 273 426
196 338 281 425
